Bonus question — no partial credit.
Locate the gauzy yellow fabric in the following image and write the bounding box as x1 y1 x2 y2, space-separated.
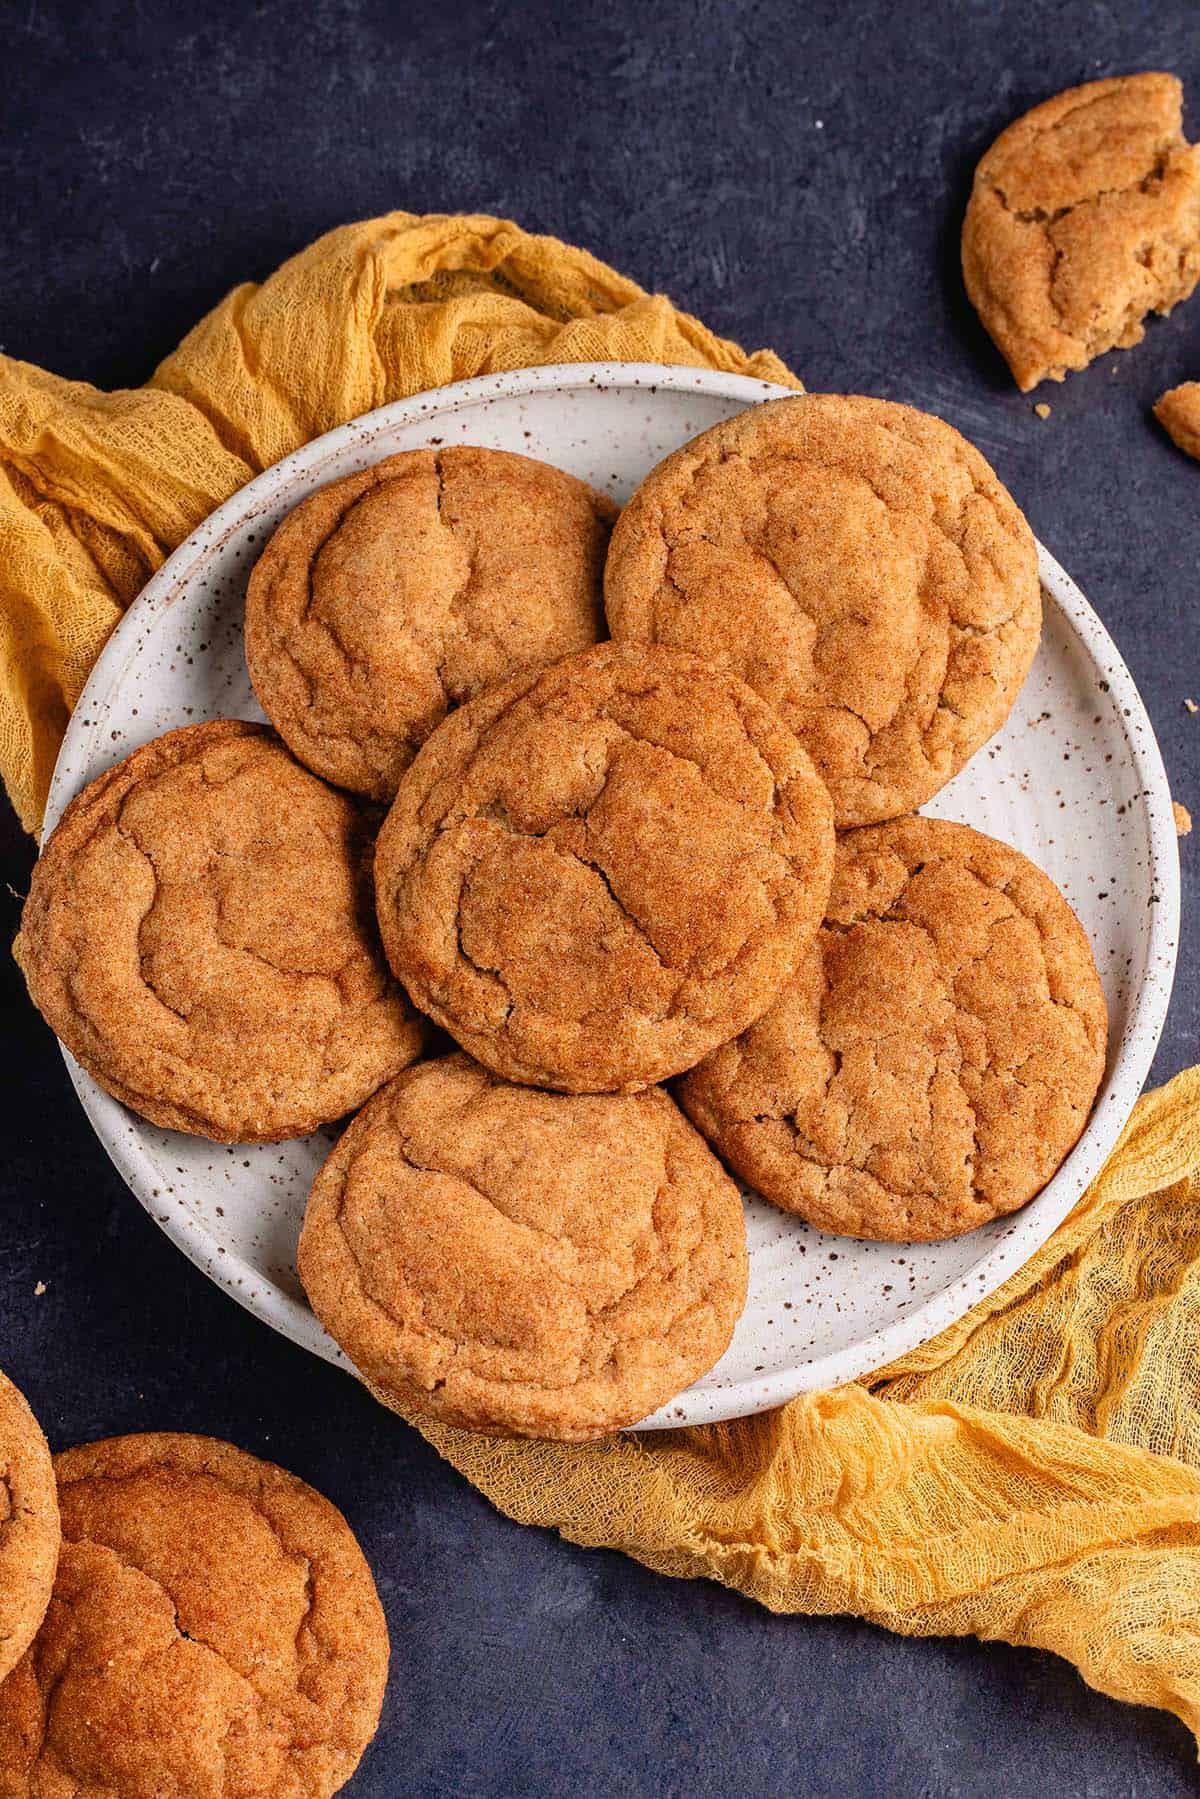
3 211 1198 1744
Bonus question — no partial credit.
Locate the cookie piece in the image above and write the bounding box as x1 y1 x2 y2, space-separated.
15 720 423 1142
0 1371 58 1687
678 817 1107 1242
299 1054 749 1438
0 1433 388 1797
374 641 835 1093
1155 381 1200 459
246 447 616 799
604 396 1040 827
962 74 1200 390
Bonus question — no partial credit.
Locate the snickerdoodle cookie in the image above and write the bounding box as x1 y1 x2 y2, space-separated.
245 447 616 799
15 720 423 1142
374 641 835 1093
298 1054 748 1438
962 74 1200 391
604 395 1040 827
0 1433 388 1797
1155 381 1200 459
678 817 1107 1242
0 1371 58 1687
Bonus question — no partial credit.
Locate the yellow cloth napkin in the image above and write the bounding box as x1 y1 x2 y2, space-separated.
4 211 1199 1744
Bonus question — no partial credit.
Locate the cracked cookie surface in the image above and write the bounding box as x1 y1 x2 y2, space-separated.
15 720 423 1143
1155 380 1200 458
677 817 1107 1242
373 641 836 1093
0 1433 388 1798
298 1054 749 1438
245 446 616 799
962 73 1200 391
604 395 1040 827
0 1371 58 1689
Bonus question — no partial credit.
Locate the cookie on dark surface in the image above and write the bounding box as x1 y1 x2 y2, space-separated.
0 1432 388 1797
1155 381 1200 459
299 1054 749 1439
373 641 835 1093
15 720 423 1143
604 395 1040 827
0 1371 58 1689
962 73 1200 391
246 446 616 799
678 817 1107 1242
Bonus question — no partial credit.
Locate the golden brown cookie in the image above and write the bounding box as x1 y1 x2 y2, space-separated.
374 641 835 1093
245 447 616 799
962 74 1200 390
1155 381 1200 459
0 1433 388 1797
678 817 1107 1242
15 720 423 1142
604 395 1040 828
298 1054 749 1438
0 1371 58 1688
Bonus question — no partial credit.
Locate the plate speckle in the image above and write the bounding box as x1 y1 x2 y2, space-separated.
43 363 1180 1431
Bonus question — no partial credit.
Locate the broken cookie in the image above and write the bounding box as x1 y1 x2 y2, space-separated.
963 73 1200 390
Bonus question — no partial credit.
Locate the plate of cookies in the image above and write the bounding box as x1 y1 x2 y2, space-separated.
20 364 1178 1437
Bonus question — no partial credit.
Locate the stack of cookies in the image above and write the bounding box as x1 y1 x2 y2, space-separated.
16 397 1108 1447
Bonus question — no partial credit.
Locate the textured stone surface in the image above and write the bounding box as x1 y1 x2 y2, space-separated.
1 0 1198 1792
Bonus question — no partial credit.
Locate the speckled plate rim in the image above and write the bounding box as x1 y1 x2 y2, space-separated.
43 361 1180 1427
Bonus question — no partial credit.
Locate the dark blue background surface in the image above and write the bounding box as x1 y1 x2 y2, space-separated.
2 2 1199 1793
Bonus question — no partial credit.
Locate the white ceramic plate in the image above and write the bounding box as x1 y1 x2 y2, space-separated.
43 363 1179 1430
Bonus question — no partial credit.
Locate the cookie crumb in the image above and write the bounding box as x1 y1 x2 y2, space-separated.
33 1281 46 1296
1034 403 1052 420
1174 801 1192 837
1155 382 1200 461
